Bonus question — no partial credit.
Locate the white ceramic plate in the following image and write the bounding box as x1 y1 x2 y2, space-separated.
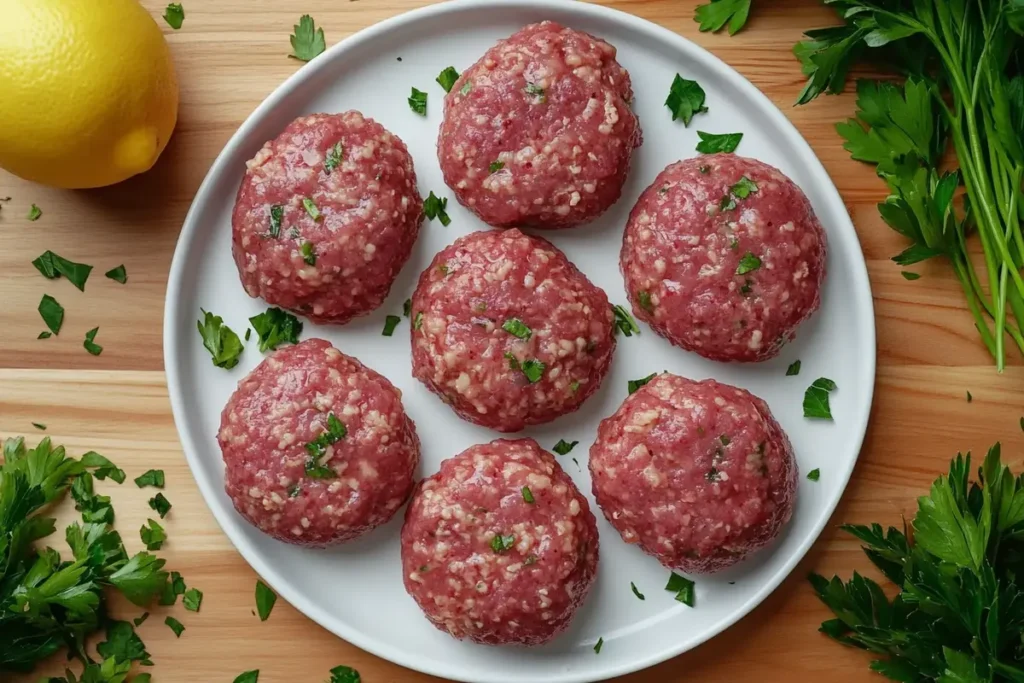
164 1 876 681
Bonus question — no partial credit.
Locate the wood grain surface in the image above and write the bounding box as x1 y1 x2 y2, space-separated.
3 1 1023 681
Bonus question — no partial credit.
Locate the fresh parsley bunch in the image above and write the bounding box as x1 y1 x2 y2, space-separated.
792 0 1024 370
811 444 1024 680
0 436 167 681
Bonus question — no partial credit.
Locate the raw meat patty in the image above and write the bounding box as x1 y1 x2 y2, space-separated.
620 154 826 362
410 228 615 432
218 338 420 546
589 373 797 573
401 438 599 645
232 111 422 324
438 21 642 230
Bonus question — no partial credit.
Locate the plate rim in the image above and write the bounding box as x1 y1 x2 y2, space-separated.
162 1 878 681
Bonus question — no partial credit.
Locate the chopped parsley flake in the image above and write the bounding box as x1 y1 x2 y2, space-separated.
520 359 545 383
731 176 759 198
183 587 203 612
324 143 343 173
719 435 730 445
197 308 243 369
163 3 185 29
967 390 973 403
786 360 801 376
289 15 326 62
382 315 402 337
901 271 921 280
803 377 837 420
256 580 277 621
569 380 580 393
304 412 347 478
413 311 424 330
268 205 284 238
696 131 743 154
502 318 532 340
630 582 646 600
736 252 762 275
160 571 186 606
807 468 821 481
436 66 460 92
490 533 516 553
148 493 172 518
612 304 640 337
553 439 578 455
403 299 412 317
522 486 535 504
32 422 46 430
140 519 166 551
423 191 451 226
489 160 505 173
105 264 128 284
165 616 185 638
328 666 361 683
27 204 42 221
637 291 654 313
408 87 428 115
628 373 657 395
38 295 64 335
666 572 695 606
524 82 546 102
32 251 94 290
302 197 321 220
234 672 260 683
37 331 52 339
135 469 165 488
83 327 103 356
460 81 473 96
300 241 317 265
593 637 604 654
250 307 303 352
665 74 708 125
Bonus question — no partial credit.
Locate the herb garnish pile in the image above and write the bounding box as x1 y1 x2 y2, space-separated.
811 443 1024 680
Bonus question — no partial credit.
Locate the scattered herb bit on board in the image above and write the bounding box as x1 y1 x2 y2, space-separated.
423 191 451 226
382 314 402 337
329 665 362 683
37 331 51 339
141 518 167 550
160 571 186 606
250 307 303 352
806 468 821 482
183 587 203 612
164 616 185 638
163 2 185 29
630 582 646 600
234 671 260 683
696 131 743 154
901 271 921 281
27 203 42 221
289 14 326 62
553 439 578 455
436 66 460 92
786 360 801 376
803 377 837 420
967 391 974 403
105 264 128 284
197 308 244 369
628 373 657 395
135 468 165 488
38 294 64 335
83 326 103 356
612 304 640 337
694 0 752 35
32 422 46 430
408 87 428 115
665 74 707 125
32 250 93 290
148 492 172 518
256 580 277 621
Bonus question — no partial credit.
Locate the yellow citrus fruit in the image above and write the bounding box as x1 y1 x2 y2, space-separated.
0 0 179 189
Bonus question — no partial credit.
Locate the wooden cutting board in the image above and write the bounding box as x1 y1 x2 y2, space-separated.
3 1 1023 681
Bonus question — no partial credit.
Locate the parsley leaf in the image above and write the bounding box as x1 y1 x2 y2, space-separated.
197 309 244 369
665 74 708 125
382 315 402 337
460 81 472 96
665 572 695 606
32 422 46 430
489 533 516 553
96 620 152 665
37 331 51 339
612 304 640 337
408 87 428 115
134 469 165 488
80 451 125 483
183 587 203 612
109 552 170 606
105 264 128 284
302 197 321 221
304 413 347 479
38 294 64 335
329 666 361 683
593 637 604 654
234 672 260 683
637 291 654 313
148 492 172 518
140 519 167 550
731 176 759 199
165 616 185 638
502 318 532 340
786 360 801 376
159 571 187 606
628 373 657 395
289 15 326 62
630 582 646 600
901 271 921 280
413 311 423 330
301 241 317 265
256 579 277 621
249 307 303 352
552 440 578 456
403 299 412 317
163 3 185 29
83 327 103 356
521 486 535 504
489 161 505 173
696 131 743 153
735 252 762 275
324 142 343 173
423 191 451 226
807 468 821 481
32 251 94 290
524 82 546 103
268 205 284 238
436 66 460 93
694 0 752 35
520 359 545 383
27 204 42 221
803 377 837 420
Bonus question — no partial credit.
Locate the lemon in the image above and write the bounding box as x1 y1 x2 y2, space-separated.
0 0 179 189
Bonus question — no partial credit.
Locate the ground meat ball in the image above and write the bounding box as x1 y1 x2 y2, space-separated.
589 374 797 573
232 112 422 324
218 338 420 546
410 229 615 432
401 438 599 645
621 154 826 362
438 22 642 230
